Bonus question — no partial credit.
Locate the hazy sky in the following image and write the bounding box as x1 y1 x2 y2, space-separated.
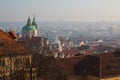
0 0 120 22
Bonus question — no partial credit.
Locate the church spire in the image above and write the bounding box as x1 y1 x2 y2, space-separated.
32 15 37 29
27 16 32 25
32 15 35 24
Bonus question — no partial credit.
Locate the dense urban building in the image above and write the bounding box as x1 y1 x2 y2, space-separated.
56 51 120 80
19 16 50 56
0 30 37 80
1 17 120 80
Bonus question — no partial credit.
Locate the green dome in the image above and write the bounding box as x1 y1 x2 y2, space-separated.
22 25 37 31
22 16 37 32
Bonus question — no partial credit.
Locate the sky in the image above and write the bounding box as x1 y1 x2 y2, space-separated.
0 0 120 22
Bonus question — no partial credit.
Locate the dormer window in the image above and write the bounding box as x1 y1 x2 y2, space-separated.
110 60 114 63
111 67 115 70
106 64 115 70
106 64 111 69
0 43 4 47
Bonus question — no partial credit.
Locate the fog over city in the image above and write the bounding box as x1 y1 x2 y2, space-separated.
0 0 120 40
1 0 120 80
1 21 120 41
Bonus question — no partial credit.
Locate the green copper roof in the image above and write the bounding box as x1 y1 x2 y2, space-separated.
22 25 37 31
22 16 38 31
27 16 32 25
32 16 37 29
32 16 35 24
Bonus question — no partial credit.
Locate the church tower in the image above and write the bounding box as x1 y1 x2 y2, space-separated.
22 16 38 38
32 16 38 29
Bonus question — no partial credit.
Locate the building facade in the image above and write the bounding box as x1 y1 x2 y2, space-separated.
0 30 37 80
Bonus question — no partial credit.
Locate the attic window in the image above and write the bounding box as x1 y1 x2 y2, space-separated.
92 65 96 69
111 67 115 70
106 64 111 69
106 64 115 70
110 60 114 63
0 43 4 47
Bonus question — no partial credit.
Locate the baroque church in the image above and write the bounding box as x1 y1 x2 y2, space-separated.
20 16 50 56
22 16 38 38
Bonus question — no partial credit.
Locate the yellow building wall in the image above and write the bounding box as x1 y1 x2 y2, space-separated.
86 75 120 80
0 55 31 78
44 72 120 80
67 75 99 80
87 75 99 80
67 75 86 80
101 76 120 80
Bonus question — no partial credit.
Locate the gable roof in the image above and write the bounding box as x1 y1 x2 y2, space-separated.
7 31 18 40
76 52 120 77
56 55 86 76
100 52 120 77
0 30 27 56
56 52 120 78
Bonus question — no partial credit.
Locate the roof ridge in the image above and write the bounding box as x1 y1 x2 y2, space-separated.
0 30 16 42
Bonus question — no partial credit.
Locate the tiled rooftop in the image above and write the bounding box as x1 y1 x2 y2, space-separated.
56 51 120 77
0 30 27 56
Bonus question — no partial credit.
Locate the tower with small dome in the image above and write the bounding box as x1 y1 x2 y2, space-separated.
22 16 38 38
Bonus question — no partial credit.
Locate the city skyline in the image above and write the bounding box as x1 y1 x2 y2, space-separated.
0 0 120 22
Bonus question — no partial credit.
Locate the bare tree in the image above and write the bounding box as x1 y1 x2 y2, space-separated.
32 54 67 80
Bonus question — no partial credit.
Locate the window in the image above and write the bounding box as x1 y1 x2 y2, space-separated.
110 60 114 63
106 64 115 70
0 59 4 66
106 64 111 69
0 43 4 47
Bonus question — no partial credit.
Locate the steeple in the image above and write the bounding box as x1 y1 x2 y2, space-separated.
32 15 37 29
27 16 32 25
22 16 38 38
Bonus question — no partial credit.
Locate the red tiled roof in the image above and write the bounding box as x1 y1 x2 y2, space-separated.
99 52 120 77
62 49 81 56
56 52 120 77
0 30 27 56
56 55 86 76
51 48 95 56
51 48 81 56
76 52 120 77
7 31 18 39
